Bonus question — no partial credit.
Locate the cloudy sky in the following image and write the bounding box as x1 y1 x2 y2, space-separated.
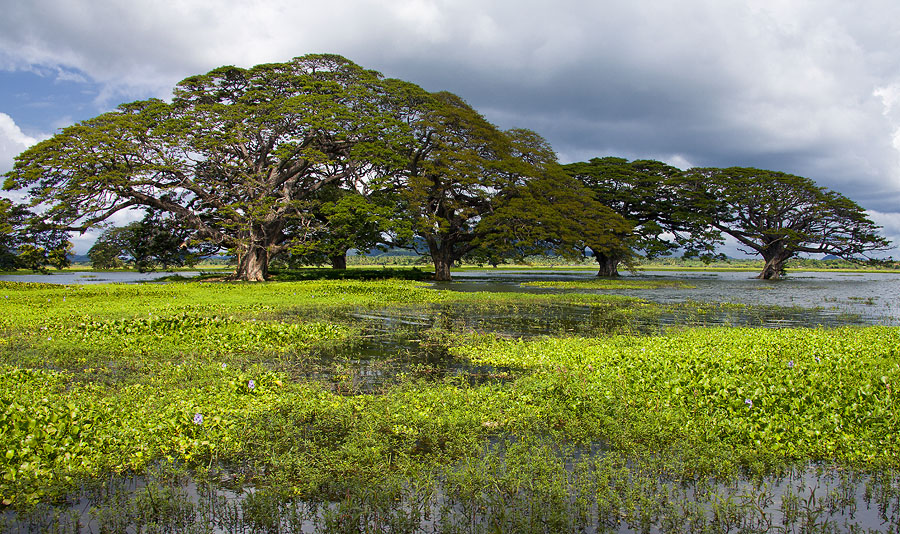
2 0 900 256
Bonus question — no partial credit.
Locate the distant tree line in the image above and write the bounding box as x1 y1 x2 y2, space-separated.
2 54 892 280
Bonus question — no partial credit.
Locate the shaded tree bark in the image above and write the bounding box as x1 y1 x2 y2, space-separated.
593 251 621 277
232 245 268 282
330 252 347 270
430 245 455 281
758 242 790 280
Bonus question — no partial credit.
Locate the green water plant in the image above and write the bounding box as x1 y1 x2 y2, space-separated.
0 278 897 532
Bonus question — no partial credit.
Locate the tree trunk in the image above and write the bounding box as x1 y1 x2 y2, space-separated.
431 248 454 281
231 245 268 281
330 252 347 270
757 251 790 280
593 251 621 277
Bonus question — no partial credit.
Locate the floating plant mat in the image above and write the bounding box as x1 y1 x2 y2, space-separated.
0 279 898 532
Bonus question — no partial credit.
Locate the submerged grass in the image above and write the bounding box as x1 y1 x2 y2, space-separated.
0 278 898 531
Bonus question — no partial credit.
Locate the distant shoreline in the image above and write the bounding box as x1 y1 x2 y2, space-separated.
2 261 898 277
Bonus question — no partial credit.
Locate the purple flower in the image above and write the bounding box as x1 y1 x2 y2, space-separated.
248 379 256 390
193 413 203 425
815 356 821 363
787 360 795 369
744 398 753 407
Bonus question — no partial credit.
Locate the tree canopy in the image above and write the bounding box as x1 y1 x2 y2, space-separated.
275 184 408 269
4 54 410 281
475 138 633 267
686 167 892 279
0 198 72 272
88 211 213 271
563 157 721 276
3 54 892 281
399 92 527 280
398 98 634 280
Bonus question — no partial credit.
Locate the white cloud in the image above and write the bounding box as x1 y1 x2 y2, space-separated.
659 155 695 171
0 112 38 176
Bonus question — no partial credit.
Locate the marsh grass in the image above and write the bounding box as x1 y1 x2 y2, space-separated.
6 443 899 533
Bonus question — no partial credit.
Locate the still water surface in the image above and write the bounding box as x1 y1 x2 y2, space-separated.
444 269 900 325
0 270 200 284
4 268 897 325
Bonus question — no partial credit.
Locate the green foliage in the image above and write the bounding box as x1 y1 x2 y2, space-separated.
88 211 213 271
0 199 73 272
400 91 522 280
0 262 900 532
278 186 410 268
686 167 893 279
0 277 898 531
564 157 723 274
60 314 350 357
0 362 286 505
0 200 25 270
476 156 633 265
4 54 412 281
13 245 47 273
452 327 900 466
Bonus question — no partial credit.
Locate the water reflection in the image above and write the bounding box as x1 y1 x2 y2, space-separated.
0 271 200 284
445 269 900 325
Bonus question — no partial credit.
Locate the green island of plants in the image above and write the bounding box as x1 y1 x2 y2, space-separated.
1 278 899 532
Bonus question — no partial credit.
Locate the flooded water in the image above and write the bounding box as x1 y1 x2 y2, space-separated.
0 271 200 284
443 269 900 325
4 268 896 325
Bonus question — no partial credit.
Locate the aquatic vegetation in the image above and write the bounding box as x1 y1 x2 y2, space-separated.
0 278 898 531
451 327 900 467
0 361 287 504
59 313 351 358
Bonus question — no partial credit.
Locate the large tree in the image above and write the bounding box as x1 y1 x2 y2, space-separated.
564 157 722 276
0 199 28 270
4 54 409 281
400 91 524 281
275 185 409 269
474 134 633 265
686 167 892 279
